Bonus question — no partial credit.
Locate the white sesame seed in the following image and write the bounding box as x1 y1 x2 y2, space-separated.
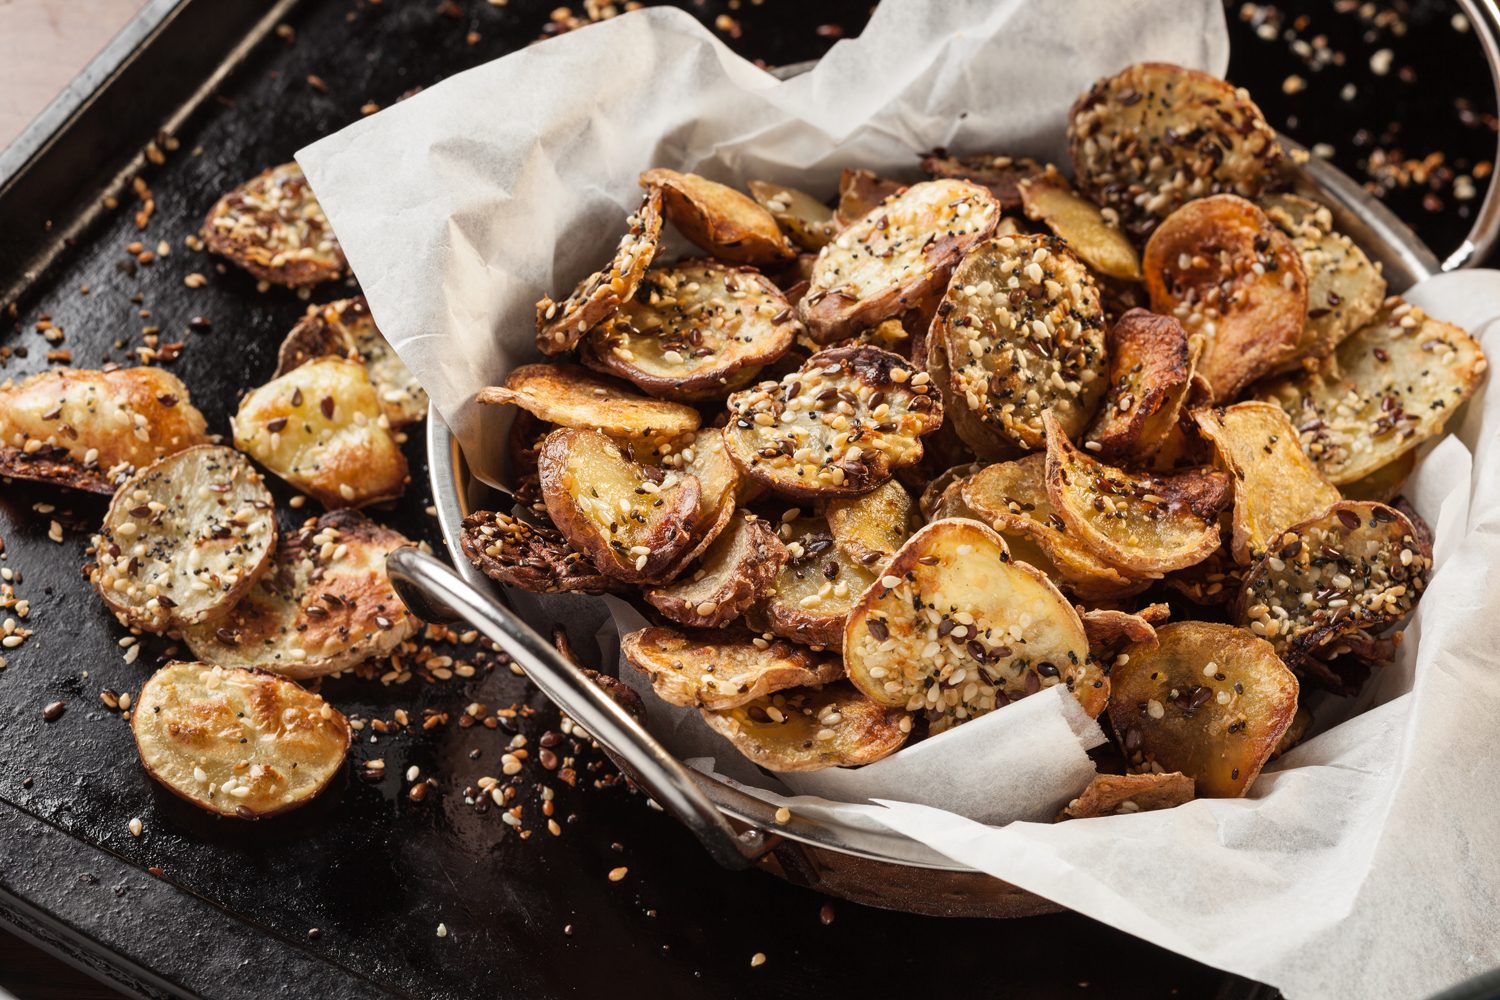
129 817 142 837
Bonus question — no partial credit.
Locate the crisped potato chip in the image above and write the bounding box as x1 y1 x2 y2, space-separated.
183 511 419 679
1257 300 1487 485
834 169 905 229
919 152 1042 211
535 188 663 355
133 662 350 818
1108 621 1297 797
201 162 345 287
580 260 797 401
1081 607 1162 651
1057 771 1195 820
935 234 1108 453
844 519 1095 732
1194 402 1341 565
1044 412 1228 574
919 462 984 519
92 446 276 633
747 180 837 251
1262 194 1385 365
646 511 786 627
826 478 916 567
275 296 427 427
0 367 209 494
1084 309 1192 463
1068 63 1282 238
723 345 942 500
233 356 408 509
801 179 1000 343
755 515 876 649
640 168 795 267
621 627 840 710
1236 501 1430 674
700 681 910 771
1340 450 1416 504
477 363 700 447
1018 167 1141 281
1144 194 1308 400
460 509 620 595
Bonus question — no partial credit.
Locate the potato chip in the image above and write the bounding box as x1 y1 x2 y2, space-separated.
275 296 427 427
1339 450 1416 504
754 515 876 650
1084 308 1192 463
477 363 700 446
655 427 745 577
700 681 910 771
1080 607 1162 651
201 162 346 287
640 168 795 267
1108 621 1298 797
919 152 1043 211
621 627 841 710
833 168 905 229
1018 167 1141 281
918 462 985 519
826 478 917 567
646 511 786 627
460 509 620 595
1057 771 1195 820
747 180 837 251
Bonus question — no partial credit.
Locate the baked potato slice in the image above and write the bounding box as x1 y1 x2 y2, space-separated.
1080 607 1163 652
0 367 209 494
747 180 836 251
826 478 916 567
919 152 1043 212
1194 402 1341 565
918 462 984 519
801 179 1000 343
1108 621 1297 797
1018 167 1141 281
755 515 876 650
275 296 427 427
460 509 620 595
1235 501 1430 675
1057 771 1195 820
133 662 350 819
1084 309 1192 463
640 168 795 267
1339 450 1416 504
201 162 345 287
844 519 1095 733
535 187 663 355
723 345 942 500
1044 412 1228 575
700 681 910 772
621 627 841 710
183 511 419 679
935 234 1108 453
1262 193 1386 365
580 260 797 401
1144 194 1308 400
477 363 700 448
92 446 276 634
834 168 905 229
1257 300 1487 485
646 511 786 627
537 428 701 584
1068 62 1282 239
233 355 408 509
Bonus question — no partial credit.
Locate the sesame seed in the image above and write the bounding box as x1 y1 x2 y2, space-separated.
608 867 628 882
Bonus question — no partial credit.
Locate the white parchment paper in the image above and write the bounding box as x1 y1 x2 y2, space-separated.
297 3 1500 996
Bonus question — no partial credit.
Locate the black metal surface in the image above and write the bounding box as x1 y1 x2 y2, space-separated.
0 2 1490 999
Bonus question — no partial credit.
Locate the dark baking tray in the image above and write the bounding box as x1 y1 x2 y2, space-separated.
0 1 1491 998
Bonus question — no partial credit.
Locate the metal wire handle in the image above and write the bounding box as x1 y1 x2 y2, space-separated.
385 547 766 869
1445 0 1500 270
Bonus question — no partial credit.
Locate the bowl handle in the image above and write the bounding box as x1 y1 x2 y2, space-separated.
385 546 768 870
1447 0 1500 270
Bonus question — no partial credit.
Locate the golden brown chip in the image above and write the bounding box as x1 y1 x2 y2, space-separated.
919 152 1043 211
1018 167 1141 281
1057 771 1195 820
1044 412 1228 574
1194 402 1341 565
1257 299 1487 485
1108 621 1298 797
754 515 876 650
1084 309 1192 463
233 356 408 509
275 296 427 427
1235 501 1430 675
460 509 620 595
1339 450 1416 504
1080 607 1162 651
477 363 700 447
801 179 1000 343
537 428 701 584
747 179 836 251
183 511 420 679
642 168 795 267
918 462 985 519
645 511 786 627
0 367 209 494
700 681 910 772
1068 63 1282 239
1143 194 1308 400
834 169 906 229
580 260 797 401
844 519 1096 732
91 446 276 634
621 627 841 710
934 234 1108 453
201 162 346 287
133 662 350 819
826 478 916 566
723 345 943 500
535 188 663 355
